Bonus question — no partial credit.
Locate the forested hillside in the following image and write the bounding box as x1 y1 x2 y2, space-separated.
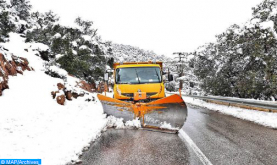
192 0 277 100
0 0 110 85
111 43 168 62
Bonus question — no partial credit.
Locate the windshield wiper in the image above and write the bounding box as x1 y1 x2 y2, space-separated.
135 69 141 84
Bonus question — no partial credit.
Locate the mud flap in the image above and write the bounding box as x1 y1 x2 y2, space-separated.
97 94 187 133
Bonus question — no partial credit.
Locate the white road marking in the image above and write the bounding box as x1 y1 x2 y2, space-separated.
179 129 213 165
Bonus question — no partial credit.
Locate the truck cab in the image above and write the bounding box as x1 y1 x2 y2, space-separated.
113 62 165 101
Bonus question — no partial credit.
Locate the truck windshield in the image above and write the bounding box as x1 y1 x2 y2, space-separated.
116 67 162 84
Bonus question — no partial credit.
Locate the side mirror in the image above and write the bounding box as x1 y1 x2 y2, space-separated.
168 74 173 82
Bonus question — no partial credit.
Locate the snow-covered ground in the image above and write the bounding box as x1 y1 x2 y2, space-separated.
204 95 277 102
183 96 277 129
0 71 107 164
0 33 108 165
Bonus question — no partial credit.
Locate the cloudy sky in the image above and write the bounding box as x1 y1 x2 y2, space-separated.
30 0 262 56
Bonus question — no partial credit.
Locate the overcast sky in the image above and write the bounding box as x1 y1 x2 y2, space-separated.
30 0 262 56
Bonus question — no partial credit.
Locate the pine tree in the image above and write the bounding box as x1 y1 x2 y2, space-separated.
10 0 32 21
0 0 16 42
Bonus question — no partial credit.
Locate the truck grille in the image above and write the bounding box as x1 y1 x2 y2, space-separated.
121 92 157 97
146 92 157 97
121 93 134 97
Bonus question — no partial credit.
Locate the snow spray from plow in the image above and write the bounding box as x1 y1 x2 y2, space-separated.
98 94 187 133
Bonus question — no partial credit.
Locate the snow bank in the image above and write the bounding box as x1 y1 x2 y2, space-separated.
0 33 108 165
183 96 277 129
0 71 107 165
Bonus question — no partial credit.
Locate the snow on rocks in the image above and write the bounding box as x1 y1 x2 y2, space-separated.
0 52 32 96
51 82 96 105
183 96 277 129
1 33 46 71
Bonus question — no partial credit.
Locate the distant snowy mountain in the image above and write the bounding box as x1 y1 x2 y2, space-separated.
111 43 169 63
110 43 202 94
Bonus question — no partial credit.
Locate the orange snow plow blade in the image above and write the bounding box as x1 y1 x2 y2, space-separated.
97 94 187 133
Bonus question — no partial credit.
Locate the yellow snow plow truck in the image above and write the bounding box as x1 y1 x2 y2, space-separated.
97 61 187 133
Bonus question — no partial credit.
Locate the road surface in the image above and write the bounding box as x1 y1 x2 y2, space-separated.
79 105 277 165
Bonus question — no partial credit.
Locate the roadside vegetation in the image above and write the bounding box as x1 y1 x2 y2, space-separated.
192 0 277 100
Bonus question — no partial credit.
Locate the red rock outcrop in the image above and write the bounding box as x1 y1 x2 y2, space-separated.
51 91 59 99
57 83 65 90
77 80 96 93
56 95 65 105
97 81 106 93
65 91 72 100
0 53 32 96
51 83 76 105
51 81 96 105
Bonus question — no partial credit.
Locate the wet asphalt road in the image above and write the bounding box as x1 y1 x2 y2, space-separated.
79 105 277 165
